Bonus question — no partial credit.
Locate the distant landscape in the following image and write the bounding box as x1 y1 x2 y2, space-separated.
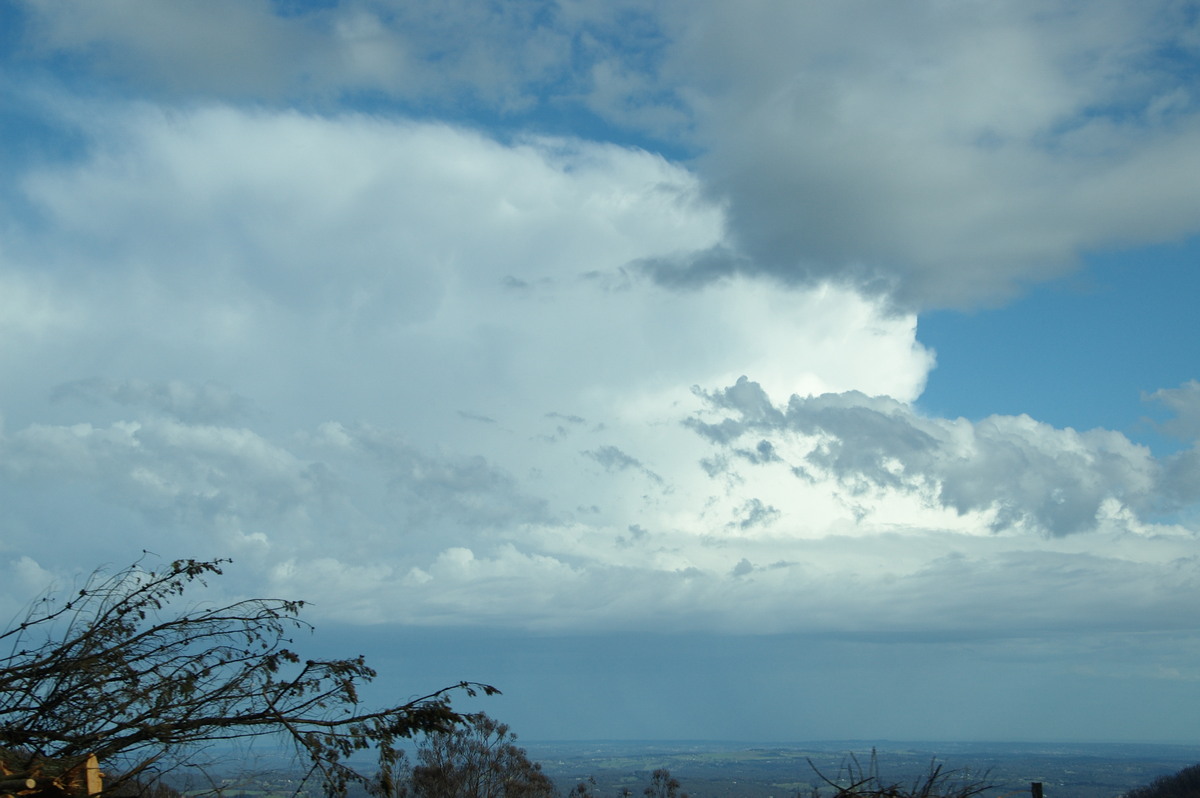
519 740 1200 798
173 738 1200 798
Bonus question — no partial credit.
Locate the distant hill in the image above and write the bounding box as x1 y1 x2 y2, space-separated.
1124 763 1200 798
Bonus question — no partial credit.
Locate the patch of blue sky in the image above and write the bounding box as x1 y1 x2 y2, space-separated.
1 0 693 162
0 0 22 51
916 235 1200 455
269 0 340 18
0 5 113 178
350 4 691 159
0 90 95 234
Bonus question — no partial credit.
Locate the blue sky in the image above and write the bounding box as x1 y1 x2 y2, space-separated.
2 0 1200 745
920 236 1200 447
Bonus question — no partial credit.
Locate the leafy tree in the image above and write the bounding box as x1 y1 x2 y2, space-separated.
0 556 496 796
410 713 555 798
1124 762 1200 798
643 770 685 798
568 776 600 798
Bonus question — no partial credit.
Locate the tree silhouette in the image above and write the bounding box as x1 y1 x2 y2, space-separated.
643 770 686 798
410 713 554 798
0 556 495 796
1124 763 1200 798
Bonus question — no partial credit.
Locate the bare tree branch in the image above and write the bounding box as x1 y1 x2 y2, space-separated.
0 555 497 797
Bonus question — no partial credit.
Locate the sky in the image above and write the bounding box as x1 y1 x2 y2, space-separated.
2 0 1200 745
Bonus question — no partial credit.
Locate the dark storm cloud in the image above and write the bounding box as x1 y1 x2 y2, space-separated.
664 1 1200 309
633 245 746 290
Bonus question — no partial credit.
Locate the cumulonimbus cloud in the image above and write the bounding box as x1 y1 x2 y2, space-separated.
0 67 1196 642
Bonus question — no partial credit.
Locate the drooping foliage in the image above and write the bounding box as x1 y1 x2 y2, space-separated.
643 769 686 798
410 713 555 798
0 556 495 796
1123 763 1200 798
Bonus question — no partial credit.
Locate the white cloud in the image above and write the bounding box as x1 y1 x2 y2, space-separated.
6 103 931 434
0 92 1196 646
0 102 915 625
16 2 1200 309
20 105 715 299
1147 380 1200 442
688 378 1162 537
2 369 1196 637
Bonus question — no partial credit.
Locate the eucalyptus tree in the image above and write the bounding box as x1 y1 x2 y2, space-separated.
0 556 495 796
410 714 554 798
